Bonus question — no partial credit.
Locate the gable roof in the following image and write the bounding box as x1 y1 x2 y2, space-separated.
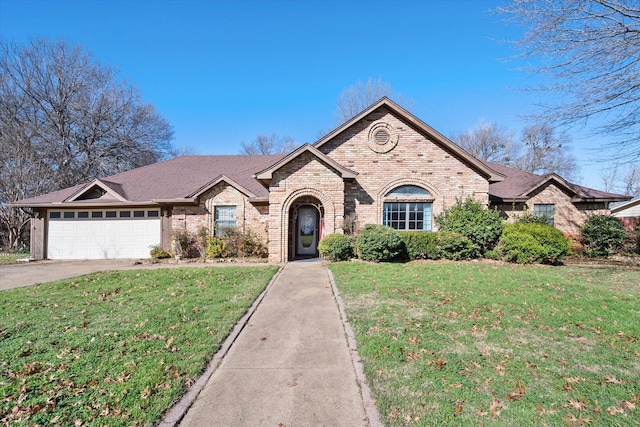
254 143 358 186
66 179 128 202
314 97 505 182
12 155 285 207
483 160 631 203
610 197 640 215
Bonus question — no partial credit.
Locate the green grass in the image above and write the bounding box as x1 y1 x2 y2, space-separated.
0 266 278 426
330 260 640 426
0 253 25 265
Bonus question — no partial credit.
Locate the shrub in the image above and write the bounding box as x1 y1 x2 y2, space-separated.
220 229 268 258
497 222 569 264
400 231 440 260
436 231 476 260
580 214 626 257
435 197 503 256
318 234 355 261
172 230 199 258
206 237 226 259
149 244 172 259
513 211 550 225
356 224 406 262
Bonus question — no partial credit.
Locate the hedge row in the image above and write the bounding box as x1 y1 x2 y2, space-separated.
319 222 570 265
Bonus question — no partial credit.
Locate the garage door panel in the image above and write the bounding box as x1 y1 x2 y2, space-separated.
48 216 161 260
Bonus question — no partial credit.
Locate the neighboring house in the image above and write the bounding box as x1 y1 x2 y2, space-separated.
12 98 631 262
610 197 640 230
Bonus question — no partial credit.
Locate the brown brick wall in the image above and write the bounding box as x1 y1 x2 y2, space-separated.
171 182 268 242
267 151 344 262
318 107 490 231
496 183 609 237
265 107 491 262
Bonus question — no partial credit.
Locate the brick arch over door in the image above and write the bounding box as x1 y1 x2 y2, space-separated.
375 178 442 224
279 188 337 262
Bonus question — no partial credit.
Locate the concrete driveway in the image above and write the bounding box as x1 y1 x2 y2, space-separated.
0 259 147 290
0 259 269 291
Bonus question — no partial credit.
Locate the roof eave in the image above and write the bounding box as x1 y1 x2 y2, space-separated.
313 97 504 182
254 143 358 181
188 175 258 199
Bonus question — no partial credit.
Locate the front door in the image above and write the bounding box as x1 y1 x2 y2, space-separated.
296 206 318 257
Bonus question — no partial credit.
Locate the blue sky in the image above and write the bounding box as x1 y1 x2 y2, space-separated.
0 0 612 188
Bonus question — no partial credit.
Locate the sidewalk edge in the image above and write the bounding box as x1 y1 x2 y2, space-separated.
158 264 285 426
327 265 384 427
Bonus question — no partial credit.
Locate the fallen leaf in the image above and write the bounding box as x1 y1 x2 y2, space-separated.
140 387 151 399
567 398 587 411
605 375 624 384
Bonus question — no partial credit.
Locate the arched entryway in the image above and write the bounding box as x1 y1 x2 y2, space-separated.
288 196 324 260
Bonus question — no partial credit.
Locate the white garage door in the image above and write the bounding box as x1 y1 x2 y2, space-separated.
47 209 161 259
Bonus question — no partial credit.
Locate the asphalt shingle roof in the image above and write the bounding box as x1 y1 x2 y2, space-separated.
17 155 285 204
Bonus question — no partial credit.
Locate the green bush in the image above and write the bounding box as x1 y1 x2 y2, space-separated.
206 237 226 258
149 244 172 259
400 231 439 260
318 234 356 261
356 224 406 262
172 229 199 258
435 197 503 256
436 231 476 260
220 229 268 258
513 211 550 225
497 222 569 264
580 214 626 257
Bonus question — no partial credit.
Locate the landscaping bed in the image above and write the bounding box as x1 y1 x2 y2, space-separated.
331 260 639 426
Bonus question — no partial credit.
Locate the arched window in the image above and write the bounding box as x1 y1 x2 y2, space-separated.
383 185 433 231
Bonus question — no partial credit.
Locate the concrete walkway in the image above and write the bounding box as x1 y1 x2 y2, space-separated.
173 259 376 427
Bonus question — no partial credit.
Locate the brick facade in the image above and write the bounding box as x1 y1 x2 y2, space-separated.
161 103 621 263
495 183 609 237
171 182 268 240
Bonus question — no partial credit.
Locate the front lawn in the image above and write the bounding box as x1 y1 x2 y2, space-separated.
330 261 640 426
0 266 278 426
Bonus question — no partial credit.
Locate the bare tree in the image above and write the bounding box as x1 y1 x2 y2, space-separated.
0 38 174 249
515 123 579 180
600 163 640 196
450 120 519 164
335 77 413 123
499 0 640 160
622 165 640 197
240 134 298 155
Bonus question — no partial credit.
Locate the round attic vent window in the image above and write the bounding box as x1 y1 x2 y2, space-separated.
374 129 390 145
367 121 398 153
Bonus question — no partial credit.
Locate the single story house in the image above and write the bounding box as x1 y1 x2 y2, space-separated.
13 98 631 262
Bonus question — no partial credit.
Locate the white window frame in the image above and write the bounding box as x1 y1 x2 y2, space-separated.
214 206 237 235
382 185 433 231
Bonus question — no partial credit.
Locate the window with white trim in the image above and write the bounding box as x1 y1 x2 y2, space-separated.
383 185 433 231
214 206 237 234
534 204 554 226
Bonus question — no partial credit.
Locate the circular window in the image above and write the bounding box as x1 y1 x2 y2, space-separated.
367 121 398 153
374 129 390 145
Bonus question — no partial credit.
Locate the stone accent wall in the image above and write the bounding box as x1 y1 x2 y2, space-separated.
171 182 268 241
495 183 609 237
317 106 490 231
267 151 344 262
